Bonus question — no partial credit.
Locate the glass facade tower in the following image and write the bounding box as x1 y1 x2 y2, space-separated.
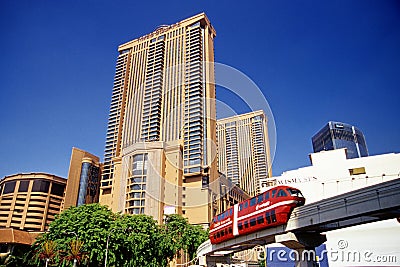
312 121 368 159
62 147 102 210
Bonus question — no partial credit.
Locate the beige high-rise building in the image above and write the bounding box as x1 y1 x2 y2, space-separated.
99 13 219 225
217 110 272 196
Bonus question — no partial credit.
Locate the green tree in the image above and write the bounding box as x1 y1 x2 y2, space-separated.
184 224 209 260
164 214 209 262
30 204 209 266
113 214 172 267
34 203 116 266
163 214 188 257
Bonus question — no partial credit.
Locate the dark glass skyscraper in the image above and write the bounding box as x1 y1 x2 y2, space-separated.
312 121 368 159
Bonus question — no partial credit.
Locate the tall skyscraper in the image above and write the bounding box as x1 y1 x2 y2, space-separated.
312 121 368 159
99 13 218 225
217 110 272 196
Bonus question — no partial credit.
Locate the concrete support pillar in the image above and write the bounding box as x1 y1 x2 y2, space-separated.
275 232 326 267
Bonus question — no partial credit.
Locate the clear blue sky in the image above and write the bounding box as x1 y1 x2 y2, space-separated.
1 0 399 179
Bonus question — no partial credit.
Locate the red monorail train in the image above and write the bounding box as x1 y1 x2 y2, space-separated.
209 185 305 244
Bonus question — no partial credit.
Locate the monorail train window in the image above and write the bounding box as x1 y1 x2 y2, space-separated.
239 204 243 211
271 210 277 222
271 189 277 198
250 197 256 206
250 218 256 226
287 188 304 197
277 189 288 197
244 221 249 228
265 212 271 224
244 201 248 209
238 222 243 230
230 209 233 216
264 191 269 199
213 235 216 240
229 227 232 234
221 230 224 237
257 194 264 204
257 216 264 224
216 232 220 238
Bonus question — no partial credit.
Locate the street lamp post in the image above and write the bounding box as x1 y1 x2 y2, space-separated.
64 231 78 240
104 228 116 267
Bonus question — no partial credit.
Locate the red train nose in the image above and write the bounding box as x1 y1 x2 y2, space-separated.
297 199 305 206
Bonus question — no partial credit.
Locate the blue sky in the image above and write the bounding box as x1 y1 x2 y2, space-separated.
1 0 399 179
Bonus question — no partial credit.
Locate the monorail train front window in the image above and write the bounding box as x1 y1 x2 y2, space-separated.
277 189 288 197
287 188 304 197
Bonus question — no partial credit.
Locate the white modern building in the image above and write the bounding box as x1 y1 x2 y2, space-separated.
260 148 400 204
260 149 400 266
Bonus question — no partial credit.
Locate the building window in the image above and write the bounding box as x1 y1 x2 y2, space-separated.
102 188 111 195
349 167 366 175
51 183 65 197
3 181 16 194
32 180 50 193
126 153 148 214
18 181 30 192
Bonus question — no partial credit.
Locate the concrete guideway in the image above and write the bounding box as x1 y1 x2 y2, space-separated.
197 177 400 266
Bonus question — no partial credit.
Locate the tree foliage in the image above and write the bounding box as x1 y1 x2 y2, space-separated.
28 203 208 266
164 214 209 260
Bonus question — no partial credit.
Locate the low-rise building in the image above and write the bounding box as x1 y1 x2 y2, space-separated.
0 172 66 232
